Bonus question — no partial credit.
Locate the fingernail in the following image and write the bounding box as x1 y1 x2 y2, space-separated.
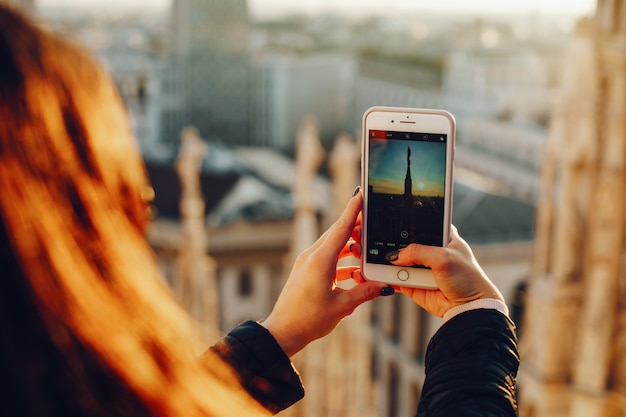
380 286 395 296
352 186 361 197
385 251 399 262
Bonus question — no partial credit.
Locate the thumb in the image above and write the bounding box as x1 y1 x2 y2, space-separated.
389 243 442 268
340 282 389 315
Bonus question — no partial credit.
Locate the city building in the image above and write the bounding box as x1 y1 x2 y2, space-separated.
160 0 253 148
252 52 357 151
443 47 550 120
456 119 547 204
160 2 361 154
440 40 554 204
518 3 626 416
352 56 443 129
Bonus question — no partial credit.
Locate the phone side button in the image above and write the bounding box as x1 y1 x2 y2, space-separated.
397 269 409 281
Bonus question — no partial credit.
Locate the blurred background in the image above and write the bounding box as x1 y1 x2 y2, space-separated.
8 1 625 416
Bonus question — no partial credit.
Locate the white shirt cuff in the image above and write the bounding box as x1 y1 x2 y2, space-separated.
442 298 509 323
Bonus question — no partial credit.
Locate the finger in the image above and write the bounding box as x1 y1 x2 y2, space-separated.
389 243 445 268
351 223 361 245
314 191 362 258
305 194 359 252
350 269 366 284
351 271 399 295
351 207 363 243
349 242 361 259
338 240 356 258
397 286 430 309
336 266 359 282
339 281 388 314
338 241 351 258
338 241 361 259
447 224 471 252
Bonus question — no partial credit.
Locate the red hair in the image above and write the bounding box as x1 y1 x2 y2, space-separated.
0 5 266 416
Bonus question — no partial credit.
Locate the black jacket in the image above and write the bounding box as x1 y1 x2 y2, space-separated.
211 309 519 416
417 309 519 416
209 321 304 414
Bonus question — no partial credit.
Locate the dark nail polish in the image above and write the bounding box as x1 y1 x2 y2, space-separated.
380 286 395 296
352 186 361 197
385 251 399 262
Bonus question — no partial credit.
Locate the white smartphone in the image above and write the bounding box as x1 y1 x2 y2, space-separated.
361 106 455 289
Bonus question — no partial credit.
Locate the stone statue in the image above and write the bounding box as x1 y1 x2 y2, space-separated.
328 132 360 225
176 126 206 200
291 116 326 255
174 126 220 344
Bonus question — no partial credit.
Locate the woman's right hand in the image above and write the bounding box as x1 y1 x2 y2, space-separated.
379 226 505 318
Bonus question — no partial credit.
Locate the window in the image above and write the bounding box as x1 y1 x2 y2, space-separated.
238 268 253 296
387 362 399 417
390 294 402 343
414 307 430 362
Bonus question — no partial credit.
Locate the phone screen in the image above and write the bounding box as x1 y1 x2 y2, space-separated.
366 129 448 266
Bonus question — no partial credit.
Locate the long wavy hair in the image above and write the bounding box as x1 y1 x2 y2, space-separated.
0 5 265 416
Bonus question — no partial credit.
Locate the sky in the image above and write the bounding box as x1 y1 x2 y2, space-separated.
38 0 597 18
369 138 446 196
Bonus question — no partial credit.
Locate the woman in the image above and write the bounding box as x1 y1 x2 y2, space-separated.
0 4 518 417
0 5 387 416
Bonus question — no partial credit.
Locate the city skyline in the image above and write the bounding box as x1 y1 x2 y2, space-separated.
38 0 596 18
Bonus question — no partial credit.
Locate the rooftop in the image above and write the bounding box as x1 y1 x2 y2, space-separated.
146 144 535 244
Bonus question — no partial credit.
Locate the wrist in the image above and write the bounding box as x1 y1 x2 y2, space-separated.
442 298 509 322
259 319 302 358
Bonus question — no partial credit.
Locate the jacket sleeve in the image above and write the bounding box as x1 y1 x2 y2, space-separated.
416 309 519 417
206 320 305 414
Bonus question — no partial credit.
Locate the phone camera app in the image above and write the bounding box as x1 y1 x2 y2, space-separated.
366 130 447 266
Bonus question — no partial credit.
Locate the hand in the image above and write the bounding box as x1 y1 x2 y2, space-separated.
261 189 390 357
384 226 505 317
